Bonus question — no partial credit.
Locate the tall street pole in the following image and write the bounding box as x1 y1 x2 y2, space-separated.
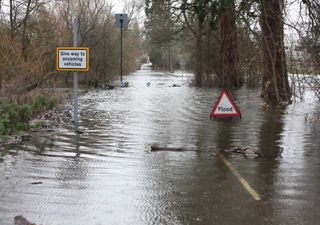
120 20 123 84
115 14 127 86
73 16 79 131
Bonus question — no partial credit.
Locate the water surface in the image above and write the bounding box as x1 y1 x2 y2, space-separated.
0 69 320 225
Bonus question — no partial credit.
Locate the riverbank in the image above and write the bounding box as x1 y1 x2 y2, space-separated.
0 89 74 149
0 105 74 148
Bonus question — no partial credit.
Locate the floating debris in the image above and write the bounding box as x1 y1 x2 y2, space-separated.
151 144 189 152
14 215 37 225
224 146 264 158
30 182 43 185
223 145 284 158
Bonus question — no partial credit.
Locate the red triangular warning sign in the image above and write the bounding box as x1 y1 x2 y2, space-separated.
210 90 241 118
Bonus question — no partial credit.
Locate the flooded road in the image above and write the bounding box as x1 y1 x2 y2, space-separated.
1 68 320 225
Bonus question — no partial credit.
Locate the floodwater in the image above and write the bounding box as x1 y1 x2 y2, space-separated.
0 66 320 225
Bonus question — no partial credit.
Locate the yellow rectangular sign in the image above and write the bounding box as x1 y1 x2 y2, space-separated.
56 47 89 72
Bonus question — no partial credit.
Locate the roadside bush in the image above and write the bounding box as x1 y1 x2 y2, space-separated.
87 78 99 88
32 94 46 113
32 94 58 113
32 120 47 129
0 99 32 135
18 104 33 122
0 115 10 136
47 97 58 110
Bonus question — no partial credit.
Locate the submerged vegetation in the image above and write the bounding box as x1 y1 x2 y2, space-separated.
0 99 32 135
0 94 59 136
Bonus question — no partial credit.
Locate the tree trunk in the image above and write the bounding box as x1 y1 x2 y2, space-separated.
260 0 291 107
205 32 212 86
21 0 32 61
218 0 242 88
195 35 203 86
0 72 2 90
168 46 173 73
9 0 15 39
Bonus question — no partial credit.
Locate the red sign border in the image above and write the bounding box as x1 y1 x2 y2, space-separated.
210 90 241 118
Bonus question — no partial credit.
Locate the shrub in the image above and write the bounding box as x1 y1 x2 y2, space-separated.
0 94 60 135
32 94 59 113
0 99 32 135
32 94 46 113
0 114 10 135
47 97 58 110
87 78 99 88
18 104 32 123
32 120 47 129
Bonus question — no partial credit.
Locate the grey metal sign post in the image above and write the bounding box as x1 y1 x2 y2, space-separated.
73 16 79 131
115 14 128 85
73 17 79 131
56 17 89 133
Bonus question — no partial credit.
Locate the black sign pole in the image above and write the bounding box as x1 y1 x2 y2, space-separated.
120 19 123 84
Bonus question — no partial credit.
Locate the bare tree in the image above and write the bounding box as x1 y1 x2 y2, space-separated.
21 0 32 61
0 0 2 16
179 0 214 86
302 0 320 69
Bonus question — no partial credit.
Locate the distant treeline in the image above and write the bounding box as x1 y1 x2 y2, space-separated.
144 0 320 107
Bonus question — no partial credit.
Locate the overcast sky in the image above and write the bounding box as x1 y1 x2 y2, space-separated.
109 0 127 13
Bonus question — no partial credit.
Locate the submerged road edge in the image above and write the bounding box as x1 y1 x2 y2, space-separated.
219 152 261 201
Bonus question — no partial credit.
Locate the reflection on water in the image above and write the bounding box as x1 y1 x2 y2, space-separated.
258 109 285 157
0 69 320 225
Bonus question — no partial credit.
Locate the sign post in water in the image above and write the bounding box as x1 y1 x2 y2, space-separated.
210 90 241 119
56 17 90 132
115 13 128 85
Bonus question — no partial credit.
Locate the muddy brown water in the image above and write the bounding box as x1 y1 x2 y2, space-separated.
0 69 320 225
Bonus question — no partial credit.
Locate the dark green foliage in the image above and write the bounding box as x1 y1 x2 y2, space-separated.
0 99 32 135
17 104 33 123
0 94 60 135
0 115 10 136
148 47 166 70
32 94 46 113
145 0 177 71
47 97 58 110
87 78 99 88
32 120 47 129
87 78 115 89
32 94 57 113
